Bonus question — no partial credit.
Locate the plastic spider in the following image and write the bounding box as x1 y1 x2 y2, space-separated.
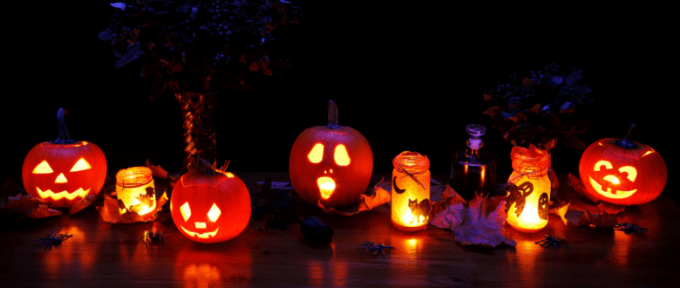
613 222 647 234
359 241 395 255
144 231 166 246
34 228 72 250
535 235 566 248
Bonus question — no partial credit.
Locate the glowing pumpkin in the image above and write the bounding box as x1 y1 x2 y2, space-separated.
579 124 667 205
170 159 251 243
289 100 374 209
21 108 107 209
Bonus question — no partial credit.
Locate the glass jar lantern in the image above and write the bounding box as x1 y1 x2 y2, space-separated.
115 166 156 216
391 151 430 232
506 145 551 233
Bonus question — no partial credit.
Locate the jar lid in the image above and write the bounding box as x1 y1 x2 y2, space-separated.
116 167 153 188
393 151 430 173
511 144 550 173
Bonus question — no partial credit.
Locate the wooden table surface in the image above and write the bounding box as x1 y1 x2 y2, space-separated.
1 173 678 288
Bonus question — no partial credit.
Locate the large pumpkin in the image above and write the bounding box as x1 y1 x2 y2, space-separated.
22 108 107 209
289 100 374 209
171 159 251 243
579 124 667 205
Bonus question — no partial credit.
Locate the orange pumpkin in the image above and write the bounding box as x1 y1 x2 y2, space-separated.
21 108 107 209
579 124 667 205
289 100 373 209
171 159 251 243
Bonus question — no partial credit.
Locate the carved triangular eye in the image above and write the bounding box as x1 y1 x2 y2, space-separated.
180 202 191 222
307 143 324 163
33 161 54 174
70 158 91 172
207 203 221 222
334 144 350 166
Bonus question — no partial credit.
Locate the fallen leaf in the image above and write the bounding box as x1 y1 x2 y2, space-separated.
568 173 600 204
96 190 168 224
563 207 621 227
145 159 168 179
318 178 391 216
597 201 626 215
25 204 62 219
549 201 570 225
4 194 50 214
430 193 516 248
69 195 96 215
428 185 467 219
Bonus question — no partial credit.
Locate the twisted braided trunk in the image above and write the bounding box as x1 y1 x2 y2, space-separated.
175 91 217 172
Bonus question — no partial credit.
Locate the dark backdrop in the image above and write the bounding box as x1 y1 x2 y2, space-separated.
4 2 675 203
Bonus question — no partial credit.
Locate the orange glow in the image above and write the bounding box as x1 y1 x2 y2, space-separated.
307 143 324 163
179 225 219 239
180 202 192 222
195 222 206 229
36 187 90 201
208 203 221 222
604 175 620 184
594 160 613 171
54 173 68 183
225 172 234 178
317 176 336 200
588 176 637 199
70 158 91 172
619 166 637 181
642 150 654 157
33 160 53 174
333 144 351 166
183 264 221 287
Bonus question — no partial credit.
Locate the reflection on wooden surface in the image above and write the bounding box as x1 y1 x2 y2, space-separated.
0 173 678 287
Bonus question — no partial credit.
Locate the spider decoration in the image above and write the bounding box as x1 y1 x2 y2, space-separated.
613 222 647 234
34 228 72 250
359 241 395 255
144 231 166 246
535 235 566 248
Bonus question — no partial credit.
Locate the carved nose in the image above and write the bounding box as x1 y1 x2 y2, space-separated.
55 173 68 184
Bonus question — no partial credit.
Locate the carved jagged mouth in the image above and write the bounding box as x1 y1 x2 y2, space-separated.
588 177 637 199
179 226 219 239
36 187 91 201
317 176 336 200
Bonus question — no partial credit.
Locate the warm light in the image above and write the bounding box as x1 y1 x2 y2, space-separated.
36 187 90 201
308 143 324 163
333 144 351 166
225 172 234 178
33 161 53 174
391 151 430 231
506 145 551 233
183 264 221 287
180 202 192 222
619 166 637 181
588 177 637 199
70 158 91 172
54 173 68 183
594 160 613 171
642 150 654 157
207 203 221 222
195 222 207 229
317 176 336 200
179 225 219 239
604 175 620 184
115 167 156 215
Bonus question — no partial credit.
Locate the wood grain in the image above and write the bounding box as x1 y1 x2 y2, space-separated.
1 173 678 287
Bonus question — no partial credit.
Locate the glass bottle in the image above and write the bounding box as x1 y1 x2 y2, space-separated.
450 124 497 199
506 145 551 233
391 151 430 232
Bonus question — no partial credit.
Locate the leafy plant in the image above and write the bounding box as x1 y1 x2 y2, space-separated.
483 63 593 151
99 0 300 101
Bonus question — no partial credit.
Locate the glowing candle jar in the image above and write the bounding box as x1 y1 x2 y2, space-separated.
115 167 156 216
506 145 551 233
391 151 430 232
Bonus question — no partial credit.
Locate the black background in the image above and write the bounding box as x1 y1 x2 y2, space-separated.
4 2 676 203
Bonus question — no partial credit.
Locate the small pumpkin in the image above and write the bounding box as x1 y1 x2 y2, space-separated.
289 100 374 209
170 159 251 243
21 108 107 209
579 124 667 205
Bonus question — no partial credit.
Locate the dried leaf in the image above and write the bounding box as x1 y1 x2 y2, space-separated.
549 201 570 225
145 159 168 179
4 194 49 214
483 94 495 106
558 132 586 150
318 178 391 216
96 190 167 224
25 204 62 219
482 106 499 118
431 194 516 248
597 201 626 215
69 195 96 215
114 42 143 69
568 173 600 204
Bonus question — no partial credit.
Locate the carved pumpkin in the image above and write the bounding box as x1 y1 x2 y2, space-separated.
21 108 107 209
171 160 251 243
579 124 667 205
289 100 374 209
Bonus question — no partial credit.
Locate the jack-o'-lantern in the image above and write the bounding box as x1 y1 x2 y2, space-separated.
171 159 251 243
579 124 667 205
289 100 374 209
21 108 107 209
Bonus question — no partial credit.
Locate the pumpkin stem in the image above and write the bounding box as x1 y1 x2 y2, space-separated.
54 108 75 144
327 100 340 129
616 123 638 149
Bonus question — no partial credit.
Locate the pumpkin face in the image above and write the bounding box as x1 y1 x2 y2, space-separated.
289 101 374 209
171 171 251 243
579 138 667 205
22 141 107 208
